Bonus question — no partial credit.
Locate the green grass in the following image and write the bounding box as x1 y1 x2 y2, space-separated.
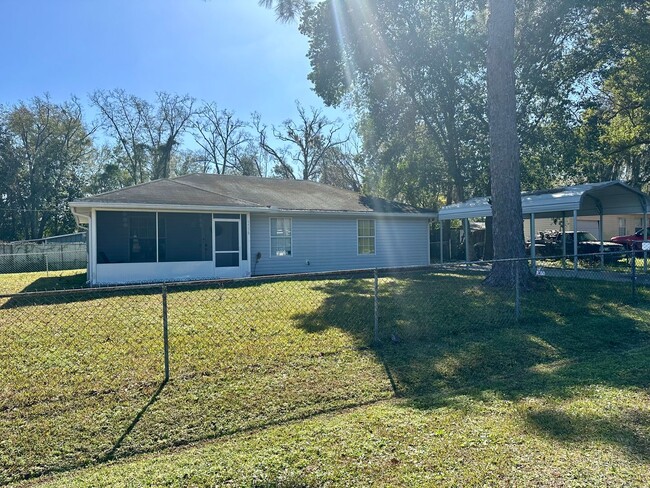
2 269 650 486
532 255 650 275
0 269 86 295
23 391 650 487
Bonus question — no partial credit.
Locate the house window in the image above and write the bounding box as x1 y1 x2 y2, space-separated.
618 218 626 237
358 219 375 255
96 211 156 264
270 218 292 256
158 213 212 262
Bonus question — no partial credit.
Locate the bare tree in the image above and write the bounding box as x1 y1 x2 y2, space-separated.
320 138 364 191
191 102 251 174
171 148 207 176
254 112 291 177
90 90 195 181
145 92 196 180
90 89 149 184
257 101 349 181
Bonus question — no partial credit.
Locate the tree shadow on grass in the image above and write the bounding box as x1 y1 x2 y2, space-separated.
291 269 650 459
1 378 165 485
525 406 650 460
0 282 162 309
16 272 88 292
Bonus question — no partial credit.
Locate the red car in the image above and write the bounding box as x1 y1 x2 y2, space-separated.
610 227 650 250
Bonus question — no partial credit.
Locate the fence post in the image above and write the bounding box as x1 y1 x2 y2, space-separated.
45 253 49 277
374 268 379 343
162 285 170 381
515 262 520 321
631 253 637 302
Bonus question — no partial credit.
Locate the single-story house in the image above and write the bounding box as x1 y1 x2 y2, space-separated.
69 174 435 285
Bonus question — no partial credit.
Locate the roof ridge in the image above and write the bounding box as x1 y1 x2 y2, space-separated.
177 173 368 198
80 178 164 200
171 178 264 207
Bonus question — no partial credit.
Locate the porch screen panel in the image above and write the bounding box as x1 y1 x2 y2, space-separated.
241 214 248 261
96 211 156 263
158 213 212 262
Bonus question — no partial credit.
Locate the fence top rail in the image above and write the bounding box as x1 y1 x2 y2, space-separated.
0 248 87 258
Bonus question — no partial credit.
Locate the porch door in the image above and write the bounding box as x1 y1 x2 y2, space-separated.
213 218 241 277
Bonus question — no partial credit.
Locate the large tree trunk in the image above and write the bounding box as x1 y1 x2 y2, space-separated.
484 0 528 286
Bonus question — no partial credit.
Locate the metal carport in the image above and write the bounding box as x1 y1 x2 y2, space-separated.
437 181 649 271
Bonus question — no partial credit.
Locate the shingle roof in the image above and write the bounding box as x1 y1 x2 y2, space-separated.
71 174 433 215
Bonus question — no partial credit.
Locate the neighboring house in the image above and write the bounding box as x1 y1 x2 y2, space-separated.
69 174 435 285
523 215 647 241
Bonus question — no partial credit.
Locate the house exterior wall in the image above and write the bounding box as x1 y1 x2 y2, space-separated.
249 214 430 276
95 260 217 284
87 210 431 285
577 214 645 239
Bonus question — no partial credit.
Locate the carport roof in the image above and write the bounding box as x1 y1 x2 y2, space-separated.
438 181 649 220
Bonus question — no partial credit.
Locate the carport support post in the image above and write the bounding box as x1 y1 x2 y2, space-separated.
561 213 567 269
439 222 444 264
529 213 536 274
464 218 470 263
599 211 605 269
573 210 578 273
641 212 648 273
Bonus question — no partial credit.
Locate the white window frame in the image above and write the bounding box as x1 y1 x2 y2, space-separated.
270 217 293 257
357 219 376 256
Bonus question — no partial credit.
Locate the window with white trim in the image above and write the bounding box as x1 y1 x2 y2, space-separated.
358 219 375 255
270 218 292 256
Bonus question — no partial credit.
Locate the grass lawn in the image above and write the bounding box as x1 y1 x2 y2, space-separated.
2 268 650 486
0 269 87 295
529 254 650 274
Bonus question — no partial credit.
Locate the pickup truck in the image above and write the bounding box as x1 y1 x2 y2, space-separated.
528 230 626 262
610 227 650 251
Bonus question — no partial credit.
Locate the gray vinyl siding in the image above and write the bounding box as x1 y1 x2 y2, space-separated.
250 214 430 276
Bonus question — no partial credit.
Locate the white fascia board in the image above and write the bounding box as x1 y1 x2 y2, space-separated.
438 203 492 220
69 205 91 225
68 202 436 219
438 208 492 220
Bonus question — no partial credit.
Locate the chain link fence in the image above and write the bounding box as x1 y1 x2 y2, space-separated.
0 247 87 275
1 257 648 484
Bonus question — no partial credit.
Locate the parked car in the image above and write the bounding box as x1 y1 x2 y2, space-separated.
528 230 626 262
610 227 650 251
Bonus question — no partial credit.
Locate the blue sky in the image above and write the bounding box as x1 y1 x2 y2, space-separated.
0 0 348 128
